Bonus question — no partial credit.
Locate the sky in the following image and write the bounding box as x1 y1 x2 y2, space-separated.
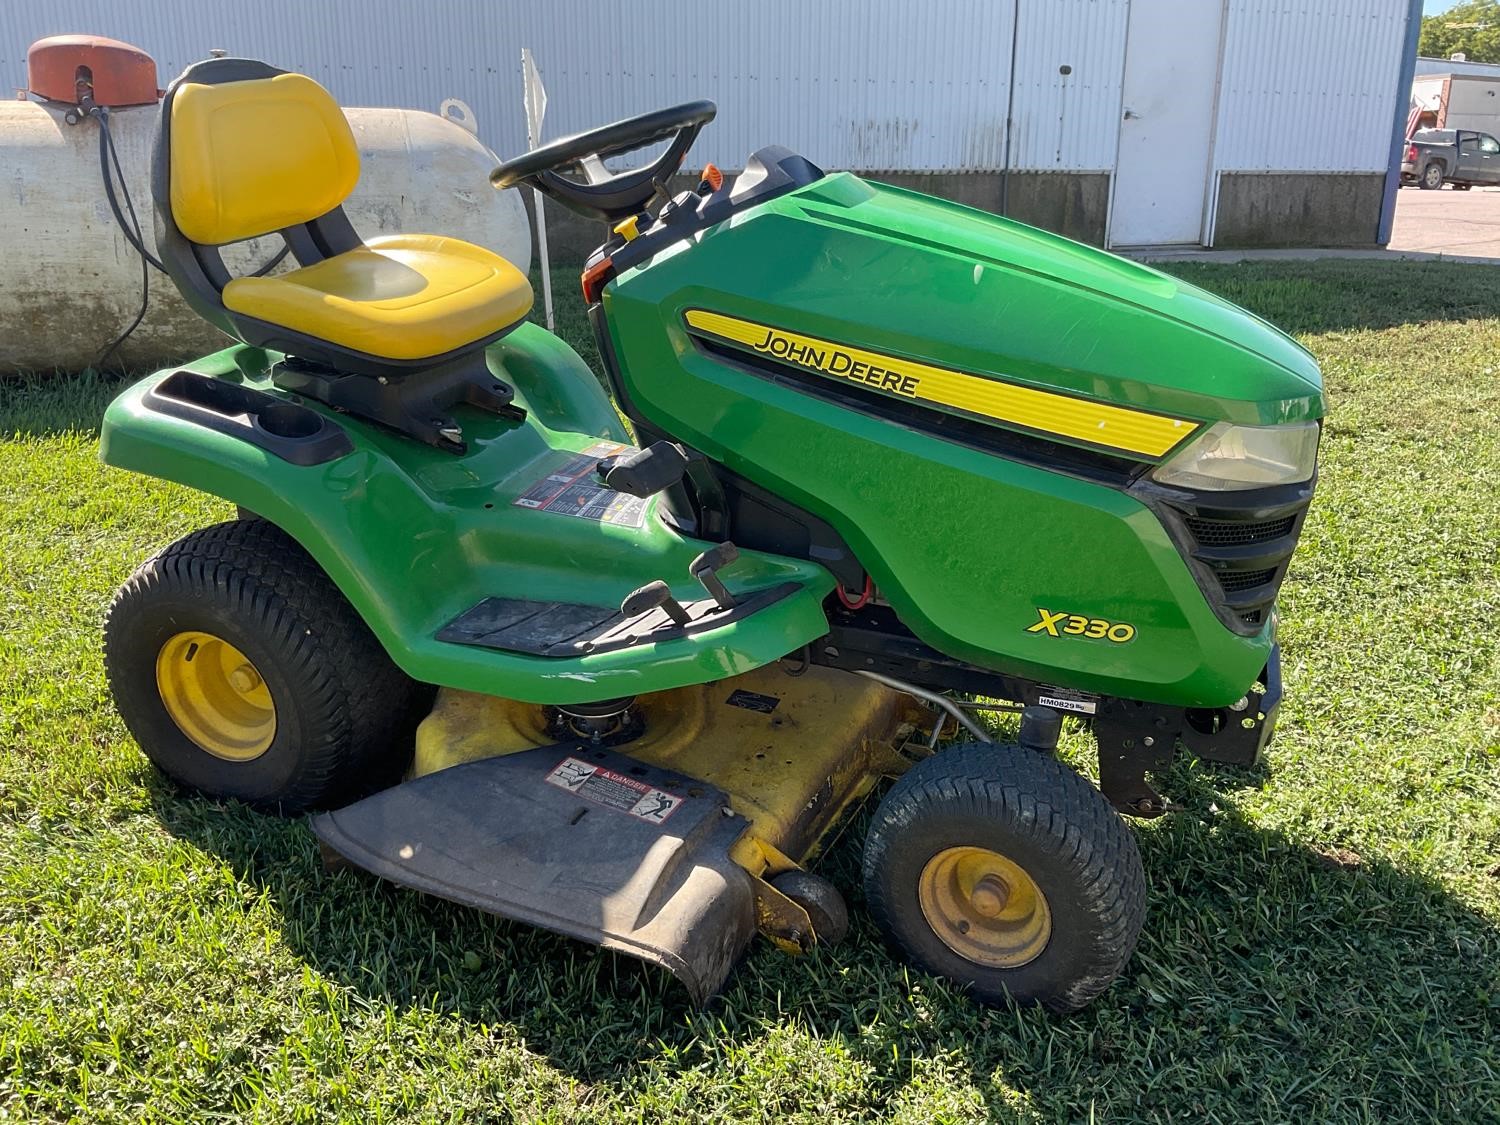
1424 0 1458 12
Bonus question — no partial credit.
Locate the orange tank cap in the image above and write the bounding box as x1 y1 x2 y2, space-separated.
27 35 160 108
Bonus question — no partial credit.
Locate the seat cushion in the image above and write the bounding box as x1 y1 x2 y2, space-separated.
171 73 361 245
223 235 534 361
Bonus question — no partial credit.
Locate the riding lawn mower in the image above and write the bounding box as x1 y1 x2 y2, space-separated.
99 58 1322 1012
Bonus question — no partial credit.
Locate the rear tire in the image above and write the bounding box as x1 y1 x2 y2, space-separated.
863 742 1145 1012
104 519 420 813
1420 162 1445 190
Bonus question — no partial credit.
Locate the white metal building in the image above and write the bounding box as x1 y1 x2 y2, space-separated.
1412 67 1500 134
3 0 1422 249
1415 54 1500 79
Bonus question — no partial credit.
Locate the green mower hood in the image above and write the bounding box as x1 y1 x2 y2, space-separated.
636 174 1324 441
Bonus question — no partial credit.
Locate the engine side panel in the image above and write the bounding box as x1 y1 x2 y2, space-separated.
603 176 1322 706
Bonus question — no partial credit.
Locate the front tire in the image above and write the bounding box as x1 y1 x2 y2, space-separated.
863 743 1146 1012
104 519 421 812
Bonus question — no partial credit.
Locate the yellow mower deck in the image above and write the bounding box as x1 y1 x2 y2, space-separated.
312 665 920 1000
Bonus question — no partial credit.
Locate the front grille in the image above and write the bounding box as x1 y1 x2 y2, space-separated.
1184 514 1295 546
1133 477 1315 637
1217 567 1277 593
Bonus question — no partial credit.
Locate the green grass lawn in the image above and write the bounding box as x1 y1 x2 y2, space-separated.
1 260 1497 1123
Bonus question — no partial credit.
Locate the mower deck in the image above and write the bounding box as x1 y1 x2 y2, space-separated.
314 742 757 1001
311 665 918 1000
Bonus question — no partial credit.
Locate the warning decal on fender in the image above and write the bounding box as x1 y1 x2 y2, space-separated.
513 441 648 528
544 756 684 823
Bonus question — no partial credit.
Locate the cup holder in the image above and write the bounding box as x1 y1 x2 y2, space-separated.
146 370 353 466
257 401 325 440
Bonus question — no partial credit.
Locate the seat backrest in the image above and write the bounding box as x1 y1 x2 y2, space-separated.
168 69 359 246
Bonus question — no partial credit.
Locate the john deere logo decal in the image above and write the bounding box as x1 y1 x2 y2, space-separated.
682 309 1197 459
750 327 922 398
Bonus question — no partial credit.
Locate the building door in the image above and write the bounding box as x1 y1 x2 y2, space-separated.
1108 0 1225 247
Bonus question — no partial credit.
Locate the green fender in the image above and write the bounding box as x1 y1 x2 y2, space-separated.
100 324 835 704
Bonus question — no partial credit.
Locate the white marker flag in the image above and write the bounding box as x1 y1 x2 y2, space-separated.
521 48 553 330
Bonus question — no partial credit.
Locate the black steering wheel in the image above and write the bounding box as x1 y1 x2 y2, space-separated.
490 101 716 224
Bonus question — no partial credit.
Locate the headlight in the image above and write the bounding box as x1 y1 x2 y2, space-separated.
1152 421 1319 491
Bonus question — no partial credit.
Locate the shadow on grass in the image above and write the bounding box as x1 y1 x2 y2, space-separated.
147 757 1500 1121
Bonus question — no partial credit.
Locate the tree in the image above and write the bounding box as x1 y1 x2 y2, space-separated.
1420 0 1500 63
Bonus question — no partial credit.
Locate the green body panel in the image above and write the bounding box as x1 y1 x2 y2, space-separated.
103 172 1323 711
602 175 1326 706
100 324 835 705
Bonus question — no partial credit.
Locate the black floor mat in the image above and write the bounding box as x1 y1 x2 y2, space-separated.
436 583 798 657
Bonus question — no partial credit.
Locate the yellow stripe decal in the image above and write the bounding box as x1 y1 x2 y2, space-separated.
683 309 1196 459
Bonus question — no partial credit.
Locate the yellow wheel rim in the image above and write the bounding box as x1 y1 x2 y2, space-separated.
155 631 276 762
918 846 1053 968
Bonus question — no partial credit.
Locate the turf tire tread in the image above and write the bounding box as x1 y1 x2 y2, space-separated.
863 742 1146 1012
104 519 417 811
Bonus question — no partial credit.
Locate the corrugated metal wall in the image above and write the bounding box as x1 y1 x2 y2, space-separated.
1213 0 1411 173
0 0 1134 172
1010 0 1129 171
1 0 1410 182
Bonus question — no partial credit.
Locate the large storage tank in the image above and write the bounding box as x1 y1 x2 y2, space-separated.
2 38 531 373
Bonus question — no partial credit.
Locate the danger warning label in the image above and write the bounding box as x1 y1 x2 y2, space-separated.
544 756 684 824
513 441 648 528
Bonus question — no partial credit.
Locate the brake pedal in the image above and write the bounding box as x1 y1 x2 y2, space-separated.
621 579 692 626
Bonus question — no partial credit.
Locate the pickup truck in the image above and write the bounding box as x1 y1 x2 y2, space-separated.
1401 128 1500 190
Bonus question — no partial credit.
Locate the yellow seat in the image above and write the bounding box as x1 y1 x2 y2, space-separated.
163 68 532 366
223 234 534 361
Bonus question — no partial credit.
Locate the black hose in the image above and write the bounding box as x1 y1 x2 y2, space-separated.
95 215 151 371
92 106 289 368
97 108 165 273
95 108 154 370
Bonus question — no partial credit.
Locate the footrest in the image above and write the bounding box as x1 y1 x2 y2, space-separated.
435 582 798 657
310 745 757 1003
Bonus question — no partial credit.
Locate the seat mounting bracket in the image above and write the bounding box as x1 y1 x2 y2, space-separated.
272 353 525 452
